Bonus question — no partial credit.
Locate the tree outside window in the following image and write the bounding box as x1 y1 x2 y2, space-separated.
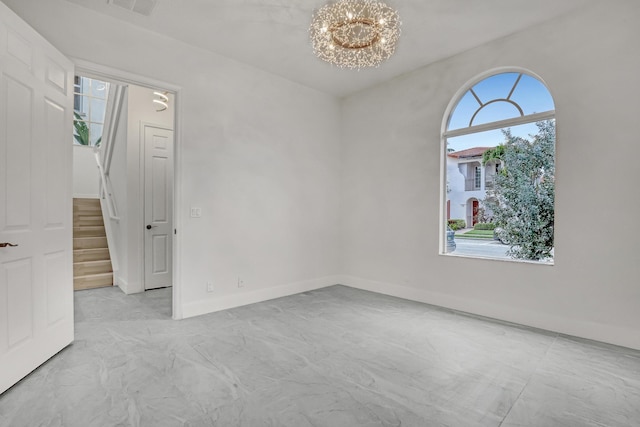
483 121 555 261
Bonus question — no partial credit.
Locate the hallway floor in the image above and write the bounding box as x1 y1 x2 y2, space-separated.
1 285 639 426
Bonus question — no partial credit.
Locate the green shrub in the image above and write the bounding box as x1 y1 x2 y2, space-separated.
464 229 494 236
447 219 466 230
473 222 496 231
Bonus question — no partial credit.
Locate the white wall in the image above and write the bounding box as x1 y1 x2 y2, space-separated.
3 0 342 317
341 0 640 350
72 145 99 198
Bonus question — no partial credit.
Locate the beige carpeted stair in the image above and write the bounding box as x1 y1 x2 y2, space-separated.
73 198 113 290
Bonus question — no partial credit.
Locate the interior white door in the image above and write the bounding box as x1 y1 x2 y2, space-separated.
143 125 173 290
0 3 74 394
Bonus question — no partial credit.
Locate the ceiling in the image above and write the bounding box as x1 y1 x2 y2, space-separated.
63 0 593 97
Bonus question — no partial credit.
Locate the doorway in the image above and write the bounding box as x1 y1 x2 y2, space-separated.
73 64 179 317
466 198 479 228
472 200 479 226
0 5 182 393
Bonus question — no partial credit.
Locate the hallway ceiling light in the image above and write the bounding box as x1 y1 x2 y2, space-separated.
153 91 169 112
309 0 401 69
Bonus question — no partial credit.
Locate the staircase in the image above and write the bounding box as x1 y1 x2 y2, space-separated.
73 198 113 290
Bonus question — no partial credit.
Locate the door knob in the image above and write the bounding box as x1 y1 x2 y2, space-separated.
146 225 156 230
0 242 18 248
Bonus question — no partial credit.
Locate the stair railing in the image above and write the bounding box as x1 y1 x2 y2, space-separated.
95 84 126 222
94 151 119 221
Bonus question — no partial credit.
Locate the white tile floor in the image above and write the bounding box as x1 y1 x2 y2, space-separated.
1 285 639 426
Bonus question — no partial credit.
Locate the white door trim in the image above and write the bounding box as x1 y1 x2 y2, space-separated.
73 59 184 320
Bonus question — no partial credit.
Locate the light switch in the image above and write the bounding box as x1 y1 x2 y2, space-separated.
190 207 202 218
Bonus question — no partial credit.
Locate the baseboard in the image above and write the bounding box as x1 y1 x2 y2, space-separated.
181 275 343 319
72 194 99 199
178 273 639 351
340 275 640 351
114 275 129 294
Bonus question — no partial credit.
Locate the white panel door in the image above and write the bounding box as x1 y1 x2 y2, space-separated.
144 125 173 290
0 3 74 394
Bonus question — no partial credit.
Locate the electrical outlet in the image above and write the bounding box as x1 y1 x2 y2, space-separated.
206 281 214 293
237 277 244 288
190 207 202 218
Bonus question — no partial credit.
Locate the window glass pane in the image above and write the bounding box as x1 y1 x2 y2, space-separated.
448 72 554 132
471 72 520 104
448 122 539 152
471 101 522 126
80 77 91 95
445 121 554 263
91 79 109 98
448 91 478 130
73 75 111 146
510 74 555 114
73 76 82 94
73 119 90 145
90 123 103 146
75 95 89 118
90 98 106 123
74 93 83 113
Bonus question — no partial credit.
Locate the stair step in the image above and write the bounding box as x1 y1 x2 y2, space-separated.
73 201 101 208
73 198 101 206
73 236 108 250
73 248 110 262
73 210 102 218
73 203 101 211
74 259 112 276
80 215 103 220
74 217 104 227
76 218 104 227
74 200 102 214
73 226 106 238
73 214 102 223
77 214 103 221
74 272 113 291
74 210 103 217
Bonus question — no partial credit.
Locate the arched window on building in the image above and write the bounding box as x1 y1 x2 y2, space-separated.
442 70 556 263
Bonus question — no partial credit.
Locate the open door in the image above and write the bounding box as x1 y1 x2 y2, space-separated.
472 200 479 226
0 3 74 394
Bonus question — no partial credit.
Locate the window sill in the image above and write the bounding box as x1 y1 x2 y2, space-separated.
440 251 554 266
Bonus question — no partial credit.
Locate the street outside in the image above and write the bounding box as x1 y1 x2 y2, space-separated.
452 237 510 260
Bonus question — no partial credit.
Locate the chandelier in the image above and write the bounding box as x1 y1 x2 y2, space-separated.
309 0 401 69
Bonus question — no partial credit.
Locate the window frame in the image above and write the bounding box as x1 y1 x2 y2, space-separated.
73 75 110 147
439 68 556 260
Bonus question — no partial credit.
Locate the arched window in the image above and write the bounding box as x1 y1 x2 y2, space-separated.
442 71 556 263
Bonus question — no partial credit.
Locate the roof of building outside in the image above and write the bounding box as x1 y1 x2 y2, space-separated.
447 147 493 159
